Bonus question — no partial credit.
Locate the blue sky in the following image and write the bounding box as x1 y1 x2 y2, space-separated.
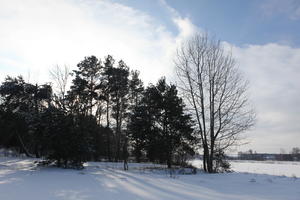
117 0 300 47
0 0 299 153
168 0 300 46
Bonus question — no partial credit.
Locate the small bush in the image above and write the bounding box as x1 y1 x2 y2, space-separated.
214 149 231 173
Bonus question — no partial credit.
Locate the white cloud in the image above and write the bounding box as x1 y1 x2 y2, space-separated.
0 0 299 153
231 43 300 153
0 0 196 84
158 0 198 43
173 17 198 40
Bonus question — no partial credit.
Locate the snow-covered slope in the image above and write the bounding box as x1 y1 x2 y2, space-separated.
0 158 299 200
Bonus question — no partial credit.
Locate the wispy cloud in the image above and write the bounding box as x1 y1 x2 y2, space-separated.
159 0 198 40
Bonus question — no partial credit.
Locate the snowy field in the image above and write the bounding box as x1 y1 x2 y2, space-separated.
192 159 300 178
231 160 300 178
0 157 300 200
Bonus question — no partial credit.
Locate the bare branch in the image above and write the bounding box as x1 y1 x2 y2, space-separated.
175 33 255 172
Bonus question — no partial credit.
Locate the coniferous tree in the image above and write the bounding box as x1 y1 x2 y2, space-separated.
0 55 198 170
101 55 115 160
128 70 144 110
129 78 195 167
67 56 102 115
0 76 52 157
126 70 144 162
109 60 130 161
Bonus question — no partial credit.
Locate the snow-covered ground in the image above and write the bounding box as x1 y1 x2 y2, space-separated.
0 157 299 200
231 160 300 178
192 159 300 178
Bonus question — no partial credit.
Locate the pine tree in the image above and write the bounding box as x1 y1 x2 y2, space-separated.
0 76 52 157
108 60 130 161
128 78 195 167
67 56 102 115
128 70 144 109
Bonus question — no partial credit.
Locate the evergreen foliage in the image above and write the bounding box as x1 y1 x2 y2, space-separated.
128 78 195 168
0 55 197 169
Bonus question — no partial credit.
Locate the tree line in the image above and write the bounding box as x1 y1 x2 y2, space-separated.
0 34 255 172
0 55 196 169
238 148 300 161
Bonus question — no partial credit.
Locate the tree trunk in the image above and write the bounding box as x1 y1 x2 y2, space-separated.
115 101 120 161
167 158 172 169
106 131 111 161
203 148 207 172
17 134 32 157
35 144 40 158
123 159 128 170
106 99 110 127
123 137 129 170
209 141 215 173
106 100 112 161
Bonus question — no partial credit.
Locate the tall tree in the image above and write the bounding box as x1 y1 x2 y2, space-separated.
102 55 115 128
108 60 130 161
175 34 255 173
100 55 115 160
126 70 144 164
129 78 195 168
67 56 102 115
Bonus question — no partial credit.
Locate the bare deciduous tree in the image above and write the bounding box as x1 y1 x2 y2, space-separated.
175 34 255 173
49 65 70 99
49 65 70 109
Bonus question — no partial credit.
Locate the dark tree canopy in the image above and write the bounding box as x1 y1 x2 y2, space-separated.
0 55 198 169
128 78 195 168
